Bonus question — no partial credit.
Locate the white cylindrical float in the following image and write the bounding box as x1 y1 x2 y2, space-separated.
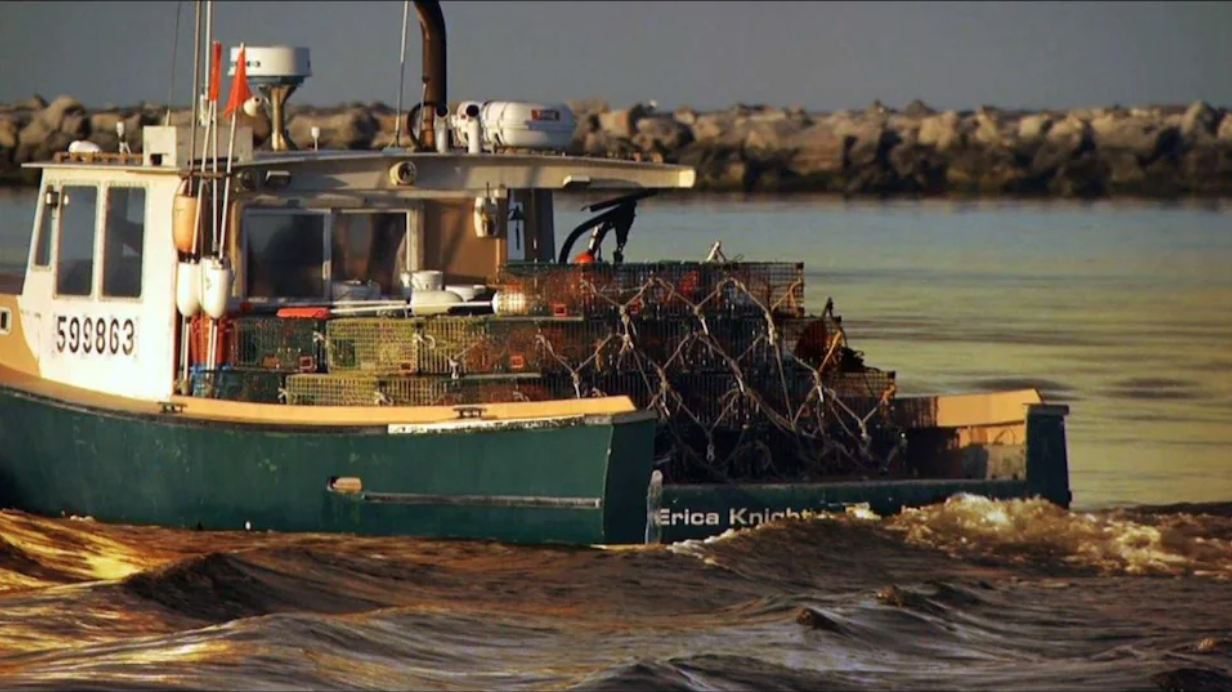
199 258 233 320
175 261 202 317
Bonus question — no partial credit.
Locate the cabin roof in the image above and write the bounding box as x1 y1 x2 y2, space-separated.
24 148 697 192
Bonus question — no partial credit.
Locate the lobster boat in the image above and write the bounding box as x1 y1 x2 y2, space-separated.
0 1 1070 545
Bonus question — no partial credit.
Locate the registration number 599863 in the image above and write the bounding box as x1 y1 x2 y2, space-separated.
55 315 135 356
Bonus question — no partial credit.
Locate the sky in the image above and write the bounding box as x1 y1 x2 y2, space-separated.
1 1 1229 112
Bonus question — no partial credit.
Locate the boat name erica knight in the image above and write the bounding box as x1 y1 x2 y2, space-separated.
659 507 819 528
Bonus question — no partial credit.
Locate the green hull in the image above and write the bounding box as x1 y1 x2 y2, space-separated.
0 384 658 545
0 383 1070 546
656 403 1072 542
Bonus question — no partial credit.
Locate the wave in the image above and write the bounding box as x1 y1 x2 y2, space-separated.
885 495 1232 578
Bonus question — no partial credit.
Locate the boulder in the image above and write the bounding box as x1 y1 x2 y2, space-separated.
902 99 936 117
1089 113 1160 153
675 143 749 190
832 115 889 162
565 98 609 118
60 112 89 139
972 111 1006 148
32 130 77 161
1044 115 1091 154
632 115 692 153
742 117 805 152
784 104 811 122
917 111 964 152
1049 151 1108 198
287 108 377 150
688 112 736 144
1016 113 1053 142
165 109 196 129
38 95 85 132
14 95 47 111
89 111 124 139
578 130 638 159
0 118 18 150
597 103 651 139
1219 114 1232 144
17 117 54 150
1180 100 1220 141
865 99 890 116
1103 151 1147 189
370 112 404 149
888 143 947 193
785 122 844 177
672 106 698 127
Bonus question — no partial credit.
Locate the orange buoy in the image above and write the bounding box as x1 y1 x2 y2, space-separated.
573 250 596 264
679 269 701 299
172 189 199 255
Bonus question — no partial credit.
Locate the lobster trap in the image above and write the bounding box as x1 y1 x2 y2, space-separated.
324 318 421 374
495 261 806 319
190 366 288 404
284 372 571 407
230 316 325 372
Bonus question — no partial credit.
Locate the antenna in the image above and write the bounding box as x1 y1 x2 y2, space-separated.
164 1 184 127
394 0 411 148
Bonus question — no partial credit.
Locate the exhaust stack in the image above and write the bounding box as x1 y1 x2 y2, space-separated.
412 0 447 150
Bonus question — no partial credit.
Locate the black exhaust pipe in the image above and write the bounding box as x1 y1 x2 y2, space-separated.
412 0 447 150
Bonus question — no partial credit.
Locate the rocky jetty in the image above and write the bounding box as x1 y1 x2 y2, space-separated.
3 95 1232 197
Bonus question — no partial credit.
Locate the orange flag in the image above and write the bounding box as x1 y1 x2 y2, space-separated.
208 41 222 102
225 45 253 117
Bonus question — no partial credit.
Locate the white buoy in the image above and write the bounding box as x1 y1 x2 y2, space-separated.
67 140 103 154
199 258 232 320
175 261 202 317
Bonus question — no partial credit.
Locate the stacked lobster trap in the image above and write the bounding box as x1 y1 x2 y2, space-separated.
187 260 905 482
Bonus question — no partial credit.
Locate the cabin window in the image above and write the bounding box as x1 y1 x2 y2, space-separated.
55 185 99 297
102 187 146 298
244 210 327 300
0 307 10 335
32 187 56 267
330 212 408 295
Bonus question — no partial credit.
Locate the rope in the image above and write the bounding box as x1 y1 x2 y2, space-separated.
546 267 904 482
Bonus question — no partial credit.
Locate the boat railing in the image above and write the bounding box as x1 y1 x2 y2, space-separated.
51 151 144 166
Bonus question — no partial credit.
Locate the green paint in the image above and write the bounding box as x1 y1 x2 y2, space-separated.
0 386 1070 546
0 385 656 545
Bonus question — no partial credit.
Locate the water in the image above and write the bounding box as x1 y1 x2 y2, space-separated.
2 188 1231 690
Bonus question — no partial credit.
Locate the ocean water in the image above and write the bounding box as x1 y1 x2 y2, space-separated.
1 189 1231 690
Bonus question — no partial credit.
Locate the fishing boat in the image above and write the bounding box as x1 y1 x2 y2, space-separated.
0 1 1070 545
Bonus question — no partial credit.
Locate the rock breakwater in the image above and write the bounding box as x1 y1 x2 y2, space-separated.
3 95 1231 197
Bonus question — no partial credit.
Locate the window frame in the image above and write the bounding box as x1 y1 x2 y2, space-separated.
52 183 102 300
99 183 148 302
241 207 332 305
330 208 416 294
29 185 59 271
239 206 423 304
